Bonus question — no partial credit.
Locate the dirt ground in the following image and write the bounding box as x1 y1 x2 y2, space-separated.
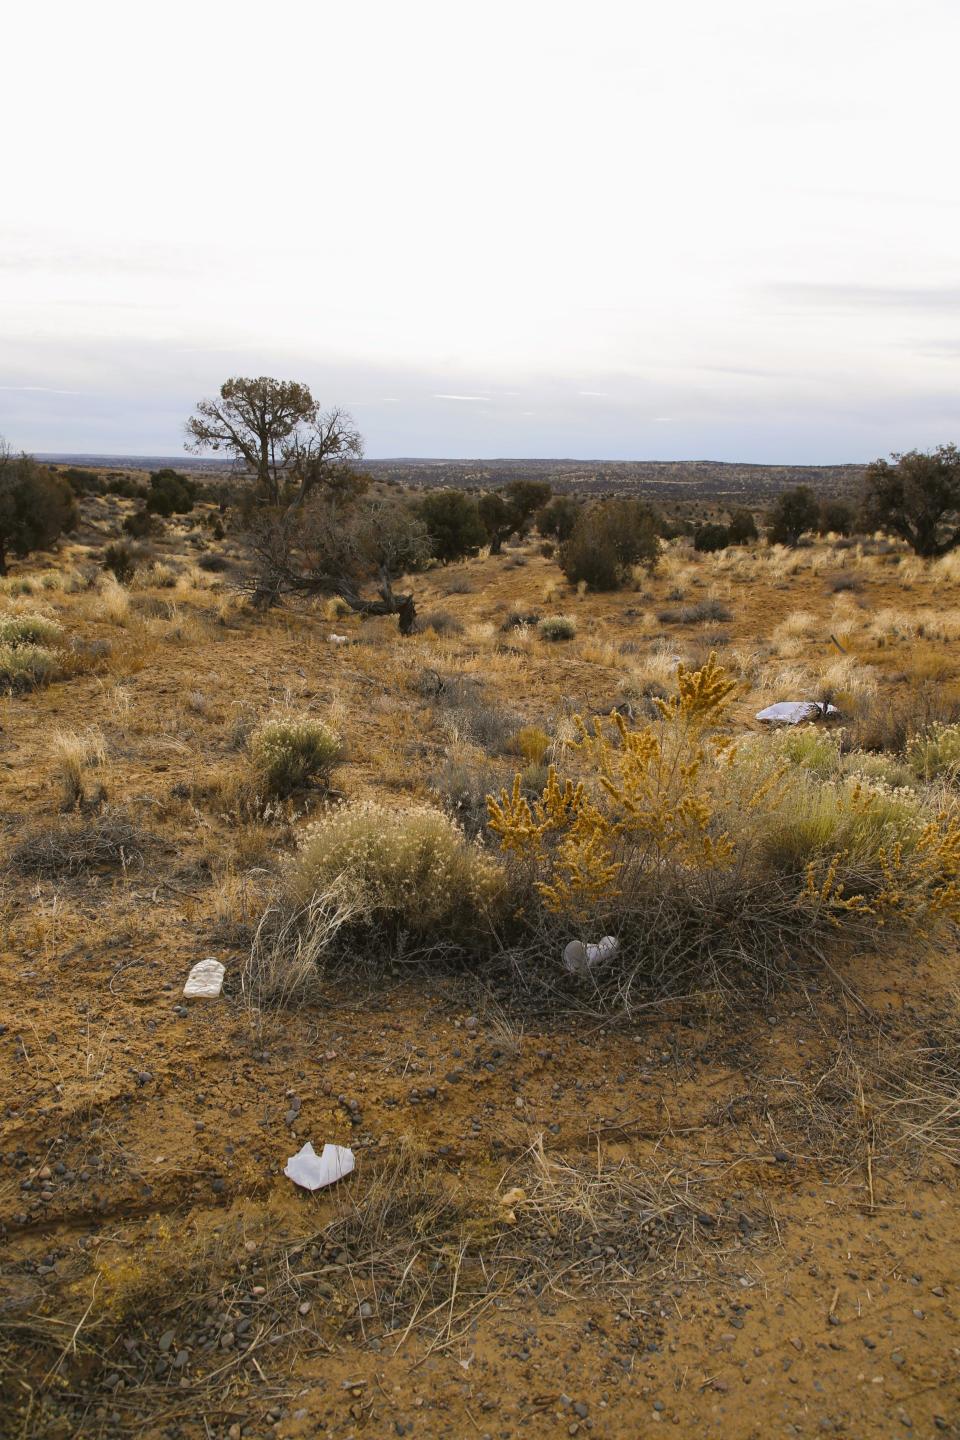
1 498 958 1437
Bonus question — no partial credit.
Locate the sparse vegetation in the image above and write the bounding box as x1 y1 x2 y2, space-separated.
248 713 343 796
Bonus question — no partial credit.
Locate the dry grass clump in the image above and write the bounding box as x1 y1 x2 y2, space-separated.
248 713 342 797
51 726 107 808
537 614 577 641
93 576 131 625
10 811 148 877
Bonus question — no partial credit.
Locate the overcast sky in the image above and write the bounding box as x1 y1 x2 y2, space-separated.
2 0 958 462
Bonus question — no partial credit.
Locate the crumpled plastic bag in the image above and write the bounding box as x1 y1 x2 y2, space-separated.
563 935 619 977
755 701 838 725
284 1141 355 1191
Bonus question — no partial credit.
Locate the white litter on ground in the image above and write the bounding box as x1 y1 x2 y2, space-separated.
328 633 349 646
182 957 225 999
755 701 839 725
284 1141 355 1191
563 935 619 977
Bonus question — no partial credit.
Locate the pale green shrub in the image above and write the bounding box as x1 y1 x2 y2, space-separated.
0 612 63 648
907 724 960 783
248 714 342 796
0 643 61 691
778 726 841 780
537 614 577 642
291 801 504 939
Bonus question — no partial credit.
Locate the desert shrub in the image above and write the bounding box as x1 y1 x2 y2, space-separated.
430 675 518 752
0 612 62 647
0 456 77 570
442 574 475 595
817 499 855 536
727 508 758 544
429 755 508 837
677 599 733 624
907 724 960 782
847 682 960 754
767 487 819 547
418 609 464 637
559 500 659 590
778 726 841 780
11 812 147 876
248 714 342 796
513 725 551 763
417 489 487 563
145 467 197 517
61 466 103 495
501 610 541 631
289 802 504 941
103 542 138 583
106 474 146 499
538 614 577 642
198 552 230 572
537 495 581 543
693 523 730 553
122 509 160 539
486 655 960 996
0 642 60 692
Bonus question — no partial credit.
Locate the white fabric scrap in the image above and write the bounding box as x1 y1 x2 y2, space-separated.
755 701 839 725
285 1141 355 1191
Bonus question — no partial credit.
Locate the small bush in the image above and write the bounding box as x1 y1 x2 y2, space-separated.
907 724 960 782
442 575 475 596
418 609 464 637
693 523 730 553
677 599 733 624
11 812 147 876
538 614 577 642
559 500 659 590
0 612 63 647
0 642 60 691
429 756 508 837
513 725 551 763
432 675 518 753
197 552 230 573
122 509 159 539
290 802 503 941
727 508 758 544
248 714 342 796
103 542 138 583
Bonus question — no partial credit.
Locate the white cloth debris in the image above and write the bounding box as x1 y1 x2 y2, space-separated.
284 1141 355 1191
182 957 225 999
755 701 839 725
563 935 619 977
328 633 349 646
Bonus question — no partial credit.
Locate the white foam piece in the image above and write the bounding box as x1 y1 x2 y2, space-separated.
284 1141 355 1191
183 957 225 999
755 701 839 725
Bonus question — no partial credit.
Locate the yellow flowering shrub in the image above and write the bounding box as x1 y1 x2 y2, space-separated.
487 654 739 919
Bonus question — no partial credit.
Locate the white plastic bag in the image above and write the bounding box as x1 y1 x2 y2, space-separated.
284 1141 355 1191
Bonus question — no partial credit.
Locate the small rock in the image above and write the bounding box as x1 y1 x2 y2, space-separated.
573 1401 588 1418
